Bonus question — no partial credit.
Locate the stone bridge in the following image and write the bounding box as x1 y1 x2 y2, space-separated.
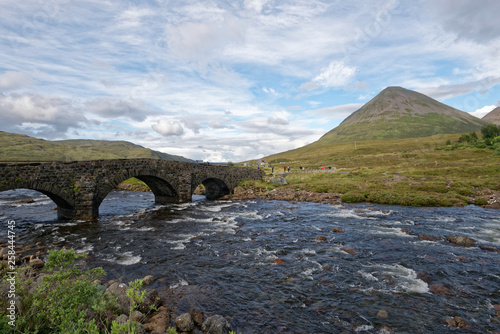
0 159 264 220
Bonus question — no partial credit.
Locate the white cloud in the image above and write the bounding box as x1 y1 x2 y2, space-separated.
0 71 33 91
151 119 184 136
470 105 496 119
312 60 357 89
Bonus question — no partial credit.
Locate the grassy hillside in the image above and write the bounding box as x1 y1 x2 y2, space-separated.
0 131 192 162
254 133 500 207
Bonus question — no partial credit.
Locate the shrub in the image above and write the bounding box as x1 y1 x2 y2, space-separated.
0 249 111 333
341 192 367 203
481 124 500 139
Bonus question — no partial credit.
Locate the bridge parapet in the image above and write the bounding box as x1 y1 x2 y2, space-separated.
0 159 264 219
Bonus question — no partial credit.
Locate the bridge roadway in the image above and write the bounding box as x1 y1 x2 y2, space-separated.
0 159 264 220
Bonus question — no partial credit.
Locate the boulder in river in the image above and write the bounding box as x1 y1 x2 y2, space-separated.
175 312 195 332
202 315 233 334
446 235 475 247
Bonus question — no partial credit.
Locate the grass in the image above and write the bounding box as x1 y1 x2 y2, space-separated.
249 133 500 207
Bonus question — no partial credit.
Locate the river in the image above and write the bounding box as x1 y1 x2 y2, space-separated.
1 189 499 333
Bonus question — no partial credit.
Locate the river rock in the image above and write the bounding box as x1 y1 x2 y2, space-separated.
331 227 345 233
143 306 170 333
494 304 500 318
377 309 388 318
175 313 195 332
273 258 286 265
191 308 204 326
340 246 358 255
379 326 394 334
106 282 130 314
137 289 161 314
143 275 156 285
202 315 233 334
445 316 469 328
29 256 44 269
480 245 500 253
418 233 441 241
316 235 327 241
16 198 35 204
446 235 475 247
429 282 451 295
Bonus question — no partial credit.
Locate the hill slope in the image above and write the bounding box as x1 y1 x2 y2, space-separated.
482 107 500 125
318 86 489 144
0 131 192 162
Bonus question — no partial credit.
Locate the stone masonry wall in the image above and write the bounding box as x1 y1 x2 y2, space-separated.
0 159 264 219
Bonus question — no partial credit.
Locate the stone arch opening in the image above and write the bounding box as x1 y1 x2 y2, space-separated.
0 187 76 220
200 178 231 200
96 173 179 212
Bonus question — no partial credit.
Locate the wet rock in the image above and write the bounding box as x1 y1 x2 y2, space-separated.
418 233 441 242
29 256 44 269
429 282 451 295
106 282 130 314
137 289 161 314
273 258 286 265
202 315 233 334
143 275 156 285
340 246 358 255
445 316 469 328
416 271 432 283
175 313 195 332
379 326 394 334
331 227 345 233
190 308 204 327
480 245 500 253
400 228 411 234
316 235 327 241
377 309 388 318
493 304 500 318
16 198 35 204
143 306 170 333
446 235 475 247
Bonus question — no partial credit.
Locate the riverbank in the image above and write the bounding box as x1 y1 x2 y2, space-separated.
0 244 236 334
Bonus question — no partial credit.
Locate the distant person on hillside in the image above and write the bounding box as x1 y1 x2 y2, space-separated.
287 166 290 172
271 166 274 173
284 166 286 172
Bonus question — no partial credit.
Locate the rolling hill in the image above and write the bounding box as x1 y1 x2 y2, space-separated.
317 86 489 144
482 107 500 125
0 131 192 162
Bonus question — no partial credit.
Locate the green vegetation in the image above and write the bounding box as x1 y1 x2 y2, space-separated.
252 130 500 207
0 249 150 333
0 131 191 162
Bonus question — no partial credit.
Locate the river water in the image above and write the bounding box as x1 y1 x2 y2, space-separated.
1 189 499 333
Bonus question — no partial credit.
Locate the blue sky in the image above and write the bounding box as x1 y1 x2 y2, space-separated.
1 0 499 162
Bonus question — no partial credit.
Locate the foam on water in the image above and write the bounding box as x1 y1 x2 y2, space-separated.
107 251 141 265
360 264 429 294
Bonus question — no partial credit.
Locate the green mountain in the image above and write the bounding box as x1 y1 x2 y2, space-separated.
0 131 192 162
317 86 489 144
482 107 500 125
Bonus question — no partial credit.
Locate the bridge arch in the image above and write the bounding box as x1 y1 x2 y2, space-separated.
0 183 76 219
198 177 231 200
95 170 180 211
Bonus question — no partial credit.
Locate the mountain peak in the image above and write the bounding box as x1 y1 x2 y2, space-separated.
318 87 489 143
482 107 500 125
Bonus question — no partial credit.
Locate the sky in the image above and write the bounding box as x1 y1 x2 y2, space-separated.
1 0 499 162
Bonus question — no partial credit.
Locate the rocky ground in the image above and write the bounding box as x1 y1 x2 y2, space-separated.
221 184 342 205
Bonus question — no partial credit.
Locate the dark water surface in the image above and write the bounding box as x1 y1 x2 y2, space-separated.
1 189 500 333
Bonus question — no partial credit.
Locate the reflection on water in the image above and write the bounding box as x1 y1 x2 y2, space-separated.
1 189 500 333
